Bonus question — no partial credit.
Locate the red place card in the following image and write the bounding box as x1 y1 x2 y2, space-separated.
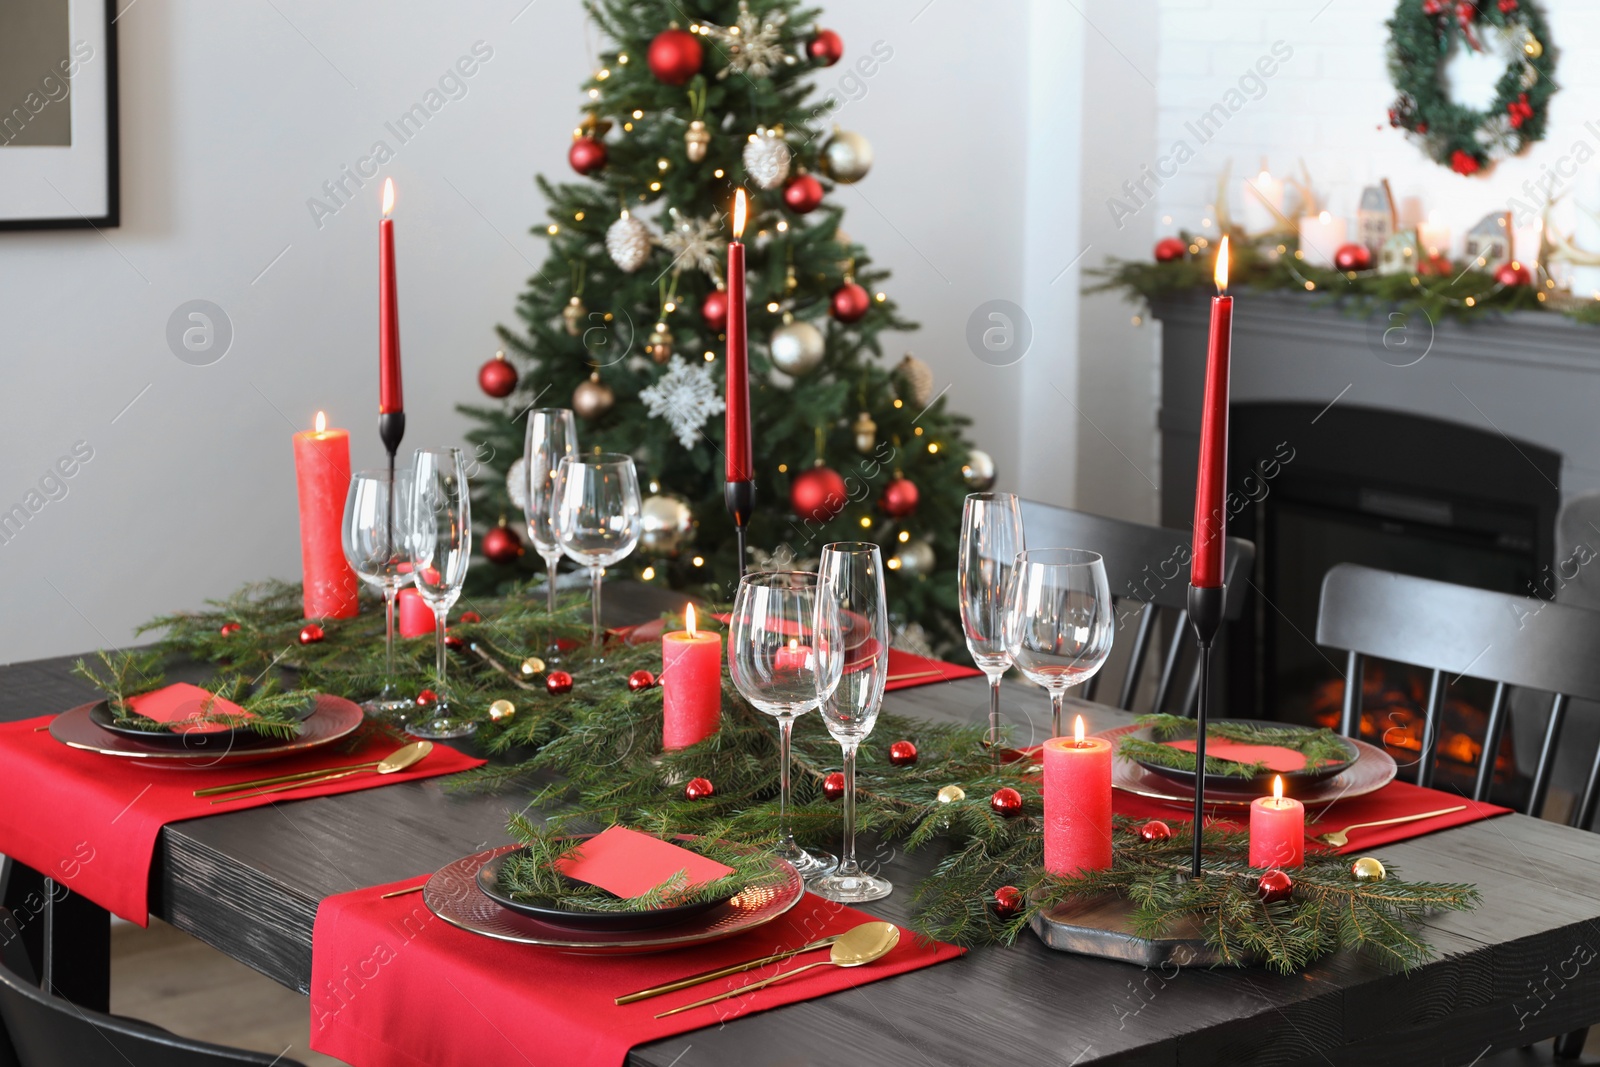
1167 739 1308 773
123 683 248 735
554 826 735 898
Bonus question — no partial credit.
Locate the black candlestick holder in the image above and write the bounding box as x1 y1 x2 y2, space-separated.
725 479 755 582
1186 582 1225 879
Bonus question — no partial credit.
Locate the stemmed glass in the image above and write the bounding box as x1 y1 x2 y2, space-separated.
522 408 577 613
959 492 1026 758
812 542 893 903
1005 548 1114 740
728 571 836 878
553 453 641 647
342 469 416 715
407 447 475 739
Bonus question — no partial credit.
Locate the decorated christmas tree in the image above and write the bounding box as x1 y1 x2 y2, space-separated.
460 0 993 652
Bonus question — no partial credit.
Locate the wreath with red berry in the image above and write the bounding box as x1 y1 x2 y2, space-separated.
1386 0 1556 176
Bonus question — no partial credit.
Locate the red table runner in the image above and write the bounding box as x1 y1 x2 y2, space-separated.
885 648 982 690
0 714 484 924
310 882 963 1067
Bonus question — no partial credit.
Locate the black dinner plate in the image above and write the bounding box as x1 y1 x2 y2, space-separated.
1126 718 1358 791
87 697 316 746
475 847 736 932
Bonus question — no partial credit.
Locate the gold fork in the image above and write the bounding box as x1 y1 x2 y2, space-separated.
1312 805 1466 847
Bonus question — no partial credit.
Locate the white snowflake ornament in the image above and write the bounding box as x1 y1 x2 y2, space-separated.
640 356 726 450
705 2 787 79
659 209 724 281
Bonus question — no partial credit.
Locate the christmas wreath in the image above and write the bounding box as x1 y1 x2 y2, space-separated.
1386 0 1556 176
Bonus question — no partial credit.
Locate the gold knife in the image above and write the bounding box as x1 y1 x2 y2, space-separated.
194 759 386 797
614 936 841 1005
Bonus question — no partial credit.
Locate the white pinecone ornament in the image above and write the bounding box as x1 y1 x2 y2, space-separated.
895 353 934 408
606 212 652 273
742 127 791 190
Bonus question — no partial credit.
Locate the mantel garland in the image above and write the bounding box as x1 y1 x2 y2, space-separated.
137 580 1479 973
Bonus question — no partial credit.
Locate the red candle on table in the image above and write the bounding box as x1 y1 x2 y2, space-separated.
724 189 752 483
397 587 435 637
1190 236 1232 588
292 412 358 620
1249 775 1305 868
1042 716 1113 877
378 178 403 416
661 604 722 750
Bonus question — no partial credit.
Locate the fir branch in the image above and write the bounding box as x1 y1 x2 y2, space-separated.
1120 714 1353 778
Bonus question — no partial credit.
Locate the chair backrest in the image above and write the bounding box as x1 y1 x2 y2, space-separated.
0 909 304 1067
1316 563 1600 819
1018 499 1255 715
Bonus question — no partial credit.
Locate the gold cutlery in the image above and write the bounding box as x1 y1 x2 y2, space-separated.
1312 804 1466 848
887 669 945 682
193 741 433 798
654 922 899 1019
615 935 842 1005
380 884 426 899
207 742 433 804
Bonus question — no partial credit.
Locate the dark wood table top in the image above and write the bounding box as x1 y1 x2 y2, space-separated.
5 586 1600 1066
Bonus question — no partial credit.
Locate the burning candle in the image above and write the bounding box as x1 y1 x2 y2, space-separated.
1190 238 1232 590
292 412 358 620
1042 716 1113 878
662 603 722 750
1417 210 1451 262
724 189 752 484
1241 168 1286 234
1249 775 1305 868
1297 210 1347 268
378 178 403 416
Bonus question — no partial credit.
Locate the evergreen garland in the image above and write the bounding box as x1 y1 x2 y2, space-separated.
70 649 314 740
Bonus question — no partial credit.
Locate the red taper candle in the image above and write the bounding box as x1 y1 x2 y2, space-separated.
724 189 752 482
1191 236 1232 588
378 178 404 415
292 412 359 620
1042 716 1114 877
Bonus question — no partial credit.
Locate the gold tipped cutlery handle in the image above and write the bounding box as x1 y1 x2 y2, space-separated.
654 961 830 1018
194 759 383 798
615 936 839 1005
208 768 364 804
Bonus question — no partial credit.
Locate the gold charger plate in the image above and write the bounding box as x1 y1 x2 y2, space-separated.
48 695 363 769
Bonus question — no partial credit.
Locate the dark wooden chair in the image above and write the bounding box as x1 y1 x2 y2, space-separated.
0 907 305 1067
1019 500 1255 715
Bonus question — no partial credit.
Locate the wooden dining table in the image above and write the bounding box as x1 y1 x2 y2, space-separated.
3 584 1600 1066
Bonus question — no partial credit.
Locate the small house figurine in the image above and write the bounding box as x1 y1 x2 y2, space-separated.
1463 213 1511 270
1378 229 1421 275
1358 185 1395 254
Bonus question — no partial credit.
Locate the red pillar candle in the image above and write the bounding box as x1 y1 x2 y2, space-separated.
724 189 752 483
397 587 435 637
1249 775 1305 868
292 412 358 620
662 604 722 750
378 178 403 416
1190 236 1232 589
1042 716 1114 877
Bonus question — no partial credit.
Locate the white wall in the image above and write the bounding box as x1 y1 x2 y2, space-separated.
0 0 1032 663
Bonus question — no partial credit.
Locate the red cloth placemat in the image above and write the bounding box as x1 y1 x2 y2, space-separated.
885 648 982 691
310 882 964 1067
0 714 484 924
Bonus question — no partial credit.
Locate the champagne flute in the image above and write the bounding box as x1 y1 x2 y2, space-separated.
342 469 416 715
811 542 892 902
728 571 836 878
522 408 577 613
553 453 642 646
408 447 474 739
959 492 1025 757
1005 548 1114 740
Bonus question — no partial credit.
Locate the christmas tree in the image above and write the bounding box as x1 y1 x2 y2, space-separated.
460 0 991 652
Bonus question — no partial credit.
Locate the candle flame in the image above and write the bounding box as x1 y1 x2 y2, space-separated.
1272 775 1284 803
1318 210 1331 224
1073 715 1085 744
382 178 395 217
685 603 697 638
314 410 326 434
732 189 747 239
1214 236 1230 292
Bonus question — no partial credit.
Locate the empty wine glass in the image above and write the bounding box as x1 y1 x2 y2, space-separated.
812 542 892 902
523 408 577 613
959 492 1026 757
342 469 416 715
1005 548 1113 740
728 571 836 878
553 453 641 646
407 447 474 739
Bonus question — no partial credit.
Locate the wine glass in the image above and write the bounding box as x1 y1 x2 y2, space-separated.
812 542 892 902
1005 548 1114 740
407 447 474 739
728 571 836 878
522 408 577 613
553 453 641 646
342 469 416 715
959 492 1026 757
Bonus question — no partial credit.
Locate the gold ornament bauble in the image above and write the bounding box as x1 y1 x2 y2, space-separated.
639 493 694 555
573 372 615 419
646 320 675 364
852 411 878 454
561 296 586 336
1523 32 1543 59
742 126 791 189
1350 857 1387 883
821 127 873 184
962 449 997 491
685 119 710 162
605 212 652 273
488 699 516 723
769 316 825 376
894 353 934 407
520 656 546 676
893 538 936 577
936 784 966 804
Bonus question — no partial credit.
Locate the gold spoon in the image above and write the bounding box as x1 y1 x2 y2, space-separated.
208 741 433 804
653 921 899 1018
1312 804 1466 848
194 741 435 797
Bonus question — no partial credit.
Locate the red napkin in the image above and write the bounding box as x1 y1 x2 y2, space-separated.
311 882 963 1067
1166 738 1308 773
885 649 982 691
0 713 484 924
125 682 248 735
556 826 735 897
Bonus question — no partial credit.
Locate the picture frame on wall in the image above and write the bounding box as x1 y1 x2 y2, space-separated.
0 0 118 230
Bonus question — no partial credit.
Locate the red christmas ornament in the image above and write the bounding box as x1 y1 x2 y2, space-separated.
1450 149 1483 176
701 288 729 331
416 689 439 706
808 29 843 66
1508 93 1534 130
684 776 715 800
298 623 325 645
1257 868 1295 904
568 136 607 175
627 669 657 692
648 28 703 86
459 611 483 623
993 885 1024 920
783 173 825 214
545 670 574 695
1495 260 1533 287
830 281 871 323
219 622 242 636
888 740 918 767
478 353 518 398
790 465 847 523
1138 819 1173 843
1421 0 1444 14
1154 236 1187 263
482 524 524 565
443 631 465 650
1499 0 1518 10
879 475 919 518
823 771 846 800
1333 243 1373 272
989 787 1023 817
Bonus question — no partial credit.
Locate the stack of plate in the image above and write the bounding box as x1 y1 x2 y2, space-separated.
49 696 361 769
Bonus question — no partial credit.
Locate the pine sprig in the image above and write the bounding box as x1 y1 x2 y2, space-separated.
1119 714 1353 779
70 649 313 739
